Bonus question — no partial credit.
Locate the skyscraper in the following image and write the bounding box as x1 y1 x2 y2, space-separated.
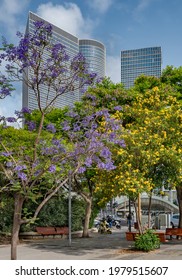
121 47 162 89
79 39 106 80
22 12 106 111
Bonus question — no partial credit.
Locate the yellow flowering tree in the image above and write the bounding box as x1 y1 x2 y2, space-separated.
94 83 182 232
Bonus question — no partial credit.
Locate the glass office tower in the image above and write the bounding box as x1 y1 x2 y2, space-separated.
79 39 106 95
79 39 106 96
22 12 106 111
121 47 162 89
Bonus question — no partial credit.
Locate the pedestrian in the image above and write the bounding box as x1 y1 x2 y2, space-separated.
127 213 132 230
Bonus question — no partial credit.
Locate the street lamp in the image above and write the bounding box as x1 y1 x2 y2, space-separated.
68 175 72 246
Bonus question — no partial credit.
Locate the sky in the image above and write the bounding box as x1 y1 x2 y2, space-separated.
0 0 182 118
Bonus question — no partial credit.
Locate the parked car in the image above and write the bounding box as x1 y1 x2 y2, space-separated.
170 214 179 228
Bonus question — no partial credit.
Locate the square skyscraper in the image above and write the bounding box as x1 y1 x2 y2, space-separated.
121 47 162 89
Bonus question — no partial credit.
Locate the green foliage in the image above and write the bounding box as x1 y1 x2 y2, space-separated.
0 195 86 233
71 197 86 231
0 195 14 233
161 65 182 100
134 229 160 252
24 107 69 132
81 77 134 114
133 75 161 93
21 195 86 232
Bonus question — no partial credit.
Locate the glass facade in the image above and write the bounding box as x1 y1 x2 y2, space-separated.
79 39 106 96
22 12 106 111
121 47 162 89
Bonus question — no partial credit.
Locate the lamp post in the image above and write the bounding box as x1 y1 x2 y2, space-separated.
68 175 72 246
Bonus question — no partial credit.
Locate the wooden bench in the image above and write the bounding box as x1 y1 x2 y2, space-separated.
125 231 138 241
165 228 182 240
36 226 69 238
125 231 166 242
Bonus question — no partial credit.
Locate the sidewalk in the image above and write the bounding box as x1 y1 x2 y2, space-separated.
0 227 182 260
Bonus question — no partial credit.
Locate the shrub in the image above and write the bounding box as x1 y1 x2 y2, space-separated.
134 229 160 252
1 194 87 233
0 195 14 233
22 195 86 232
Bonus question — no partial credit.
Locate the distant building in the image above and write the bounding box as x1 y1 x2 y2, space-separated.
22 12 106 111
121 46 162 89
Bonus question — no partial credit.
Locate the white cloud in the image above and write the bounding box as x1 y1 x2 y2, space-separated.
36 2 95 38
0 0 30 38
106 55 121 83
88 0 114 13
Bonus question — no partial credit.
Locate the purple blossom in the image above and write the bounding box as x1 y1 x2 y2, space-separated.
41 146 58 156
6 117 16 123
84 93 96 101
6 161 13 167
109 132 116 141
66 111 78 118
48 165 56 173
114 139 126 147
84 157 92 167
52 139 60 146
114 105 122 111
46 123 56 133
17 172 27 181
21 107 32 114
77 166 86 174
1 151 12 157
95 109 109 117
97 161 115 170
100 147 111 159
33 169 42 177
0 74 13 99
62 121 71 131
73 123 81 132
96 77 103 84
14 165 26 171
25 121 36 131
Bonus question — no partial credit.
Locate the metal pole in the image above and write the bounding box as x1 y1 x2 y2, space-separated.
129 197 131 232
68 175 72 246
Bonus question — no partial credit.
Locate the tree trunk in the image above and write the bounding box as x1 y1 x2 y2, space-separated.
82 198 92 238
133 200 143 234
11 193 24 260
176 185 182 228
148 193 152 228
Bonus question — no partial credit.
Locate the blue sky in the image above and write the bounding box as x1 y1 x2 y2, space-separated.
0 0 182 117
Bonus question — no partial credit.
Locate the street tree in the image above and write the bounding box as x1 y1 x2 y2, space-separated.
161 65 182 101
23 104 124 237
94 84 182 232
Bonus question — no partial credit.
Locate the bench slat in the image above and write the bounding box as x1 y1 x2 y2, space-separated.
125 231 166 242
165 228 182 239
36 226 69 236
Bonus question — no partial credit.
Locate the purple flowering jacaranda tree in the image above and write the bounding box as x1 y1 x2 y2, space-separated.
0 20 99 259
59 107 125 237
